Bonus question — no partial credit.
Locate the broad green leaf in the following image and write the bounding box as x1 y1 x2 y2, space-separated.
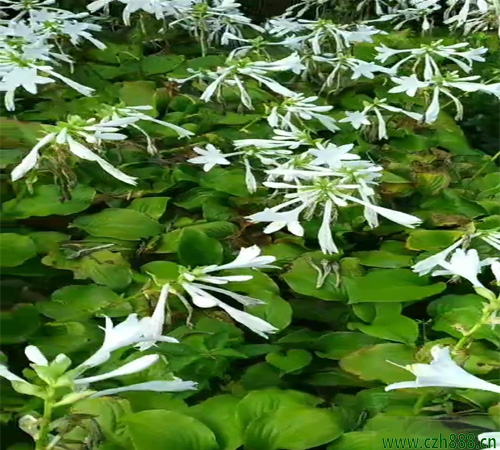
0 304 40 344
349 304 419 344
315 332 383 360
351 250 412 268
428 294 500 346
42 250 132 290
156 221 238 253
266 349 313 373
71 209 163 240
141 55 184 75
122 410 218 450
340 343 416 383
29 232 68 254
38 285 130 321
407 230 464 251
244 406 344 450
119 81 157 114
2 185 95 219
177 229 223 267
283 253 346 301
71 398 132 448
187 395 242 450
344 269 446 303
237 389 321 429
0 233 37 267
141 261 180 282
200 168 249 197
128 197 169 219
31 321 101 356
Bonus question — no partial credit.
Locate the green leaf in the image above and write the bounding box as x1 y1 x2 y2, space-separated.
71 398 132 448
38 285 129 321
2 185 95 219
187 395 242 450
349 304 419 344
283 253 346 301
0 305 40 344
177 229 223 267
29 232 68 254
141 261 180 282
315 332 383 360
428 294 500 346
200 168 249 197
266 349 313 373
244 406 344 450
156 221 238 253
119 81 157 114
351 250 413 268
42 250 132 290
141 55 184 75
237 389 321 429
72 209 163 240
344 269 446 303
0 233 37 267
340 343 416 383
406 230 464 251
129 197 169 219
122 410 218 450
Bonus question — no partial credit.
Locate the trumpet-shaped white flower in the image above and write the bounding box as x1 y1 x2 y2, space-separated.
422 72 494 123
268 93 338 132
430 248 497 288
88 0 176 25
412 236 466 276
386 345 500 393
194 53 304 109
252 169 421 254
375 0 441 32
168 0 263 47
445 0 499 36
146 247 279 338
98 104 193 154
389 74 430 96
376 41 487 80
481 231 500 251
340 98 422 140
266 16 307 37
188 144 232 171
11 115 138 184
0 329 192 404
298 19 382 55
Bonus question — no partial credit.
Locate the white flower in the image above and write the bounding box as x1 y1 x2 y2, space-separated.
386 346 500 393
480 231 500 251
431 248 496 288
389 75 429 97
247 205 306 236
89 379 197 398
196 54 305 109
79 312 178 369
203 245 276 272
268 93 338 132
491 260 500 284
0 340 195 401
308 142 360 168
153 247 279 338
340 98 422 140
339 110 371 129
11 116 138 185
188 144 232 171
412 237 466 276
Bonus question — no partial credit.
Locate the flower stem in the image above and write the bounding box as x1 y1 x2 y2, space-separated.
35 395 54 450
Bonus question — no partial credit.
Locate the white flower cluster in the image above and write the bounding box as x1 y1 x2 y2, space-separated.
146 246 279 338
412 230 500 288
0 1 102 110
11 108 192 184
0 300 196 402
